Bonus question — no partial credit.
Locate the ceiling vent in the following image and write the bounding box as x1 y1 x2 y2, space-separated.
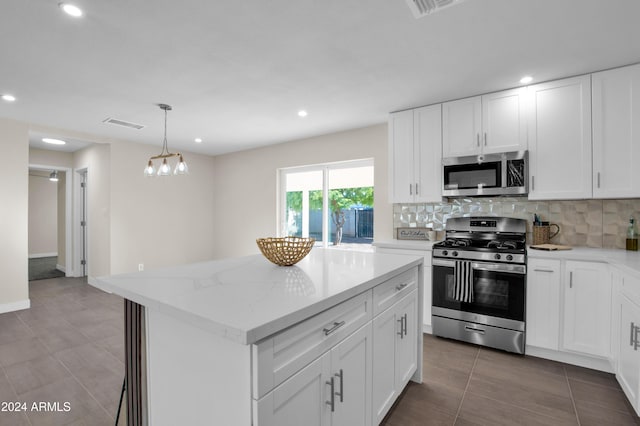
405 0 466 18
102 117 145 130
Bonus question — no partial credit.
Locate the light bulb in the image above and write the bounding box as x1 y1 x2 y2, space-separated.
174 155 189 175
144 160 155 177
157 158 171 176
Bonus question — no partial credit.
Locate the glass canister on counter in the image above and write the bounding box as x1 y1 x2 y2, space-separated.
626 217 638 251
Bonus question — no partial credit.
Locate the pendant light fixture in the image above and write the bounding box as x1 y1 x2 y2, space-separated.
144 104 188 177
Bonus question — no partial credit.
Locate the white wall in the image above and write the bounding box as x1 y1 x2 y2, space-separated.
28 173 58 256
0 118 29 311
211 124 392 258
30 148 74 169
74 143 112 278
108 140 216 275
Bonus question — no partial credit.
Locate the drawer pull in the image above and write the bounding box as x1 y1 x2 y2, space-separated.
465 325 485 335
395 282 409 291
335 369 344 403
323 321 345 336
326 376 335 412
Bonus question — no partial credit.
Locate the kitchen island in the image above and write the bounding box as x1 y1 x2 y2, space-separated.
92 248 424 426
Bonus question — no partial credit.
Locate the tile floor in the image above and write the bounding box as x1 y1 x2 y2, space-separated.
1 277 638 425
383 334 640 426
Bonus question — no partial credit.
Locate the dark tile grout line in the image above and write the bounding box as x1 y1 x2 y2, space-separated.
452 346 480 424
563 365 582 426
14 295 121 423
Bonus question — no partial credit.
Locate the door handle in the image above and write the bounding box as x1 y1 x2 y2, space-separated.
326 376 335 412
569 271 573 289
533 268 554 273
334 369 344 403
403 313 408 337
396 282 409 291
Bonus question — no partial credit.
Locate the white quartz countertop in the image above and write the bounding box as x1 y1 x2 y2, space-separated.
91 249 423 345
528 246 640 277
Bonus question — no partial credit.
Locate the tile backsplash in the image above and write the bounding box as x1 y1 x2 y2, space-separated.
393 198 640 249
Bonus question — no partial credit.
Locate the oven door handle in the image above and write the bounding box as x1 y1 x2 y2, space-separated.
471 263 526 275
433 259 456 268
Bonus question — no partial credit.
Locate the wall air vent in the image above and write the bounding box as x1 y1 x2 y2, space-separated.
405 0 466 18
102 117 145 130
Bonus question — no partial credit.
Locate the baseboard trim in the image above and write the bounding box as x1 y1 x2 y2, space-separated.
422 324 433 334
526 345 614 373
56 264 66 273
0 299 31 314
28 252 58 259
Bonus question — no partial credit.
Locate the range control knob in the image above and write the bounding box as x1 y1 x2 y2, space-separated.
506 255 513 261
442 250 448 256
494 253 501 260
452 251 458 257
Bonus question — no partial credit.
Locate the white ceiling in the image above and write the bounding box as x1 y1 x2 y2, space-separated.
2 0 640 156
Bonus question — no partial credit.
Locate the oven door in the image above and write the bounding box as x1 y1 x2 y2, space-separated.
432 258 526 327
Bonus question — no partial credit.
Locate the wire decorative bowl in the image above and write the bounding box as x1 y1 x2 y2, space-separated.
256 237 315 266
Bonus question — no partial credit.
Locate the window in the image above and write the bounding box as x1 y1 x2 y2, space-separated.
279 159 374 248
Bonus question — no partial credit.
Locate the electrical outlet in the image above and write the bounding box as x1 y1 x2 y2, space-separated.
138 263 144 271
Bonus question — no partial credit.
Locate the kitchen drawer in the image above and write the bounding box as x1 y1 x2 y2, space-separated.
373 267 418 316
252 290 372 399
622 272 640 306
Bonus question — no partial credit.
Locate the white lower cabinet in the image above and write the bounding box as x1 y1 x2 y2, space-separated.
374 247 432 331
255 323 372 426
526 258 561 350
616 271 640 416
254 266 421 426
562 261 611 358
372 290 418 424
617 293 640 413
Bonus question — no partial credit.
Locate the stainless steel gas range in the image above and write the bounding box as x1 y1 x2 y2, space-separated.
431 216 527 354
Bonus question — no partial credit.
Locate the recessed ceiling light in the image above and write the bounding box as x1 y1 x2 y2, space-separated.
1 94 16 102
194 138 203 143
42 138 67 145
59 3 83 17
298 110 308 117
520 76 533 84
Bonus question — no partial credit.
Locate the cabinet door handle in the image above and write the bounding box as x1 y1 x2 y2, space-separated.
531 175 535 191
476 133 480 147
409 184 413 195
631 322 636 347
323 321 345 336
569 271 573 288
484 132 487 146
533 268 554 273
415 183 419 195
397 317 404 339
334 369 344 403
597 172 601 188
396 282 408 291
326 377 335 412
403 313 408 336
635 325 640 351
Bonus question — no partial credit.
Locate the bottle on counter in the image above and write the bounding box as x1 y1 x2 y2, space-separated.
626 217 638 251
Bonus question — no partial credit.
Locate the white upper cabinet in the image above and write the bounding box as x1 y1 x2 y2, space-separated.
442 96 482 157
442 88 527 157
527 75 592 200
482 88 528 154
388 105 442 203
592 63 640 198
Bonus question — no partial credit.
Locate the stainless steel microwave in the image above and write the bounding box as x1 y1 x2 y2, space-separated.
442 151 528 197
